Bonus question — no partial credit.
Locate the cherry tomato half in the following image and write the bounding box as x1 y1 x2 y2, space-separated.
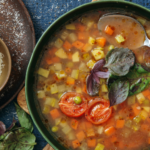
85 98 112 125
59 92 88 117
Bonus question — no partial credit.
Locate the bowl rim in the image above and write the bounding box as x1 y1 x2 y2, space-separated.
25 0 150 149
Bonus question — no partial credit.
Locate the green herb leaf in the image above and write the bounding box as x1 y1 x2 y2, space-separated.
14 103 33 132
134 63 148 73
109 80 129 106
105 48 135 76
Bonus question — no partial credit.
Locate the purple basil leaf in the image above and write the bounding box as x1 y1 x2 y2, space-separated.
0 121 6 136
93 73 100 84
86 74 93 95
6 119 17 131
93 59 105 71
95 71 110 78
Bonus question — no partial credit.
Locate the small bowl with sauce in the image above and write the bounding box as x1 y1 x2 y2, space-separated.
0 39 11 91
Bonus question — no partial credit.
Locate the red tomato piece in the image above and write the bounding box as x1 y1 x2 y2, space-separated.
85 98 112 125
59 92 88 117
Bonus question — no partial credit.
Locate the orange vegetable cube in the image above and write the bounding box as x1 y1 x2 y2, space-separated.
140 124 149 133
67 52 72 60
85 121 93 128
66 77 75 85
46 58 52 65
50 109 61 119
65 67 71 74
132 103 141 116
148 138 150 144
72 140 81 149
105 25 114 35
142 89 150 97
48 47 57 56
110 135 117 143
63 41 72 51
72 41 84 50
116 119 125 128
87 138 96 147
76 131 86 142
76 23 86 32
104 126 116 136
78 32 86 40
70 119 79 130
96 37 106 47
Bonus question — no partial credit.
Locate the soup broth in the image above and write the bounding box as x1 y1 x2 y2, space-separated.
35 10 150 150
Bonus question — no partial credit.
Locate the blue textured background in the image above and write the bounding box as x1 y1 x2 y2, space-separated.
0 0 150 149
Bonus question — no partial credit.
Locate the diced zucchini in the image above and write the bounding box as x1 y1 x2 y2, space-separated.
45 97 56 107
55 48 67 59
82 53 91 61
37 90 45 99
42 105 50 114
137 17 146 25
133 116 141 123
57 84 66 93
136 93 145 104
127 95 135 105
97 126 104 134
87 59 96 69
132 124 140 131
62 125 72 134
79 62 90 72
66 61 74 68
37 68 49 78
100 79 106 85
54 38 63 48
68 33 77 43
72 51 80 62
51 126 59 132
95 143 105 150
76 87 82 93
54 63 62 71
108 45 114 51
140 110 148 120
101 84 108 92
115 34 125 43
55 70 67 79
55 118 61 125
91 49 105 60
49 66 55 74
125 120 132 128
71 69 79 79
87 21 94 28
50 83 58 94
59 119 67 127
61 30 69 40
88 37 95 45
58 93 63 99
143 99 150 106
142 106 150 113
65 24 76 30
67 131 76 140
79 142 88 150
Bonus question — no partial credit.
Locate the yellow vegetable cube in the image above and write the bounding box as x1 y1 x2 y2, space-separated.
55 70 67 79
140 110 148 120
142 106 150 113
87 21 94 28
57 84 66 93
127 95 135 105
54 38 63 48
115 34 125 43
76 87 82 93
45 97 56 107
91 49 105 60
137 17 146 25
82 43 92 52
55 48 67 59
37 68 49 78
50 83 58 94
71 70 79 79
136 93 145 104
101 84 108 92
61 30 69 40
87 59 96 69
79 62 89 72
95 143 105 150
68 33 77 43
88 37 95 45
65 24 76 30
37 90 45 99
108 45 115 51
72 51 80 62
82 53 91 61
49 66 55 74
42 105 50 114
54 63 62 71
66 76 75 85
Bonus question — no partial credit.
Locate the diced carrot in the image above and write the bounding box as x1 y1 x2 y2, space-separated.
76 131 86 142
104 126 116 136
82 43 92 52
52 57 60 63
46 58 52 65
76 23 86 32
48 47 57 56
66 77 75 85
70 119 79 130
148 95 150 100
96 37 106 47
116 119 125 128
110 135 117 143
63 41 72 51
82 85 87 93
72 41 84 50
104 118 115 129
140 124 149 133
87 138 96 147
79 121 86 131
114 141 124 149
148 138 150 144
85 121 93 129
104 25 114 35
67 52 72 60
65 67 71 74
132 103 141 116
72 140 80 149
86 128 95 137
50 109 61 119
78 32 85 40
142 89 150 97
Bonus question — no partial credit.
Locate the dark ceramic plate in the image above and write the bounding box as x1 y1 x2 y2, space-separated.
0 0 35 109
26 0 150 150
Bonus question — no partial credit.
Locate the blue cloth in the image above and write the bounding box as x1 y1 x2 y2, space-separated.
0 0 150 149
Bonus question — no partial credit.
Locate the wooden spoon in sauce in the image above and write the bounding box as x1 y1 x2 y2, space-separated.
0 38 11 91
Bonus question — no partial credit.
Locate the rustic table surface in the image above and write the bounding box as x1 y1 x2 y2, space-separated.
0 0 150 149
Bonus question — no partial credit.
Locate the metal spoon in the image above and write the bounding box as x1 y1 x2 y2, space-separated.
0 38 11 91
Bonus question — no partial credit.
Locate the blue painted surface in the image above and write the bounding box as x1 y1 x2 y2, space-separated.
0 0 150 149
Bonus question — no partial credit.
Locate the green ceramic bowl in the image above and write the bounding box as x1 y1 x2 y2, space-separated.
25 0 150 149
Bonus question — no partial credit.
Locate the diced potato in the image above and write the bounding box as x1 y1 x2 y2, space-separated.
59 119 67 127
143 99 150 106
45 97 56 107
67 131 76 140
55 118 61 125
57 84 66 93
76 87 82 93
86 128 95 137
88 37 95 45
95 143 105 150
50 83 58 94
140 110 148 120
72 51 80 62
136 93 145 104
115 34 125 43
91 49 105 60
37 68 49 78
142 106 150 113
66 85 73 92
49 66 55 74
54 63 62 71
79 62 90 72
127 95 135 105
62 125 72 134
68 33 77 43
132 125 140 131
54 38 63 48
87 21 94 28
42 105 50 114
82 43 92 52
82 53 91 61
108 45 114 51
37 90 45 98
71 70 79 79
137 17 146 25
65 24 76 30
55 48 67 59
78 72 88 82
55 70 67 79
101 84 108 92
80 142 88 150
61 30 69 40
97 126 104 134
133 116 141 123
66 61 74 68
125 120 132 128
96 46 104 51
87 59 96 69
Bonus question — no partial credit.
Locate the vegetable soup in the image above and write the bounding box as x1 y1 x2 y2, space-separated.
36 10 150 150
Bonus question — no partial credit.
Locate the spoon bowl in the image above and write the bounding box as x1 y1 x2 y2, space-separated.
0 39 11 91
